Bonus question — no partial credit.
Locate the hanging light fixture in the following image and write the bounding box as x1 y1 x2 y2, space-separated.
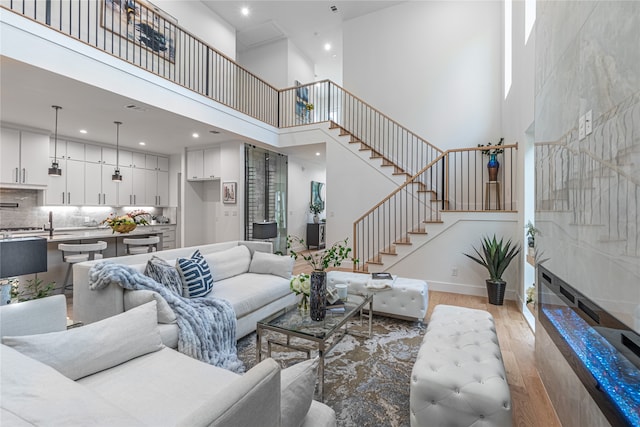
48 105 63 176
112 121 123 182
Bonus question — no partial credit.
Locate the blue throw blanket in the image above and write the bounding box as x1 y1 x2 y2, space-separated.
88 262 244 373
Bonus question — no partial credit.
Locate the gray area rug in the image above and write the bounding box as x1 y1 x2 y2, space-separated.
237 316 426 427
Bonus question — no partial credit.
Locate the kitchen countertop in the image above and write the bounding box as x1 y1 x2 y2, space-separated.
1 224 174 243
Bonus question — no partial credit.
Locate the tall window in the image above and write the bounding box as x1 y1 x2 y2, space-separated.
525 0 536 44
504 0 512 99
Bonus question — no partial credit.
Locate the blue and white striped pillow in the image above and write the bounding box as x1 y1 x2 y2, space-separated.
176 250 214 298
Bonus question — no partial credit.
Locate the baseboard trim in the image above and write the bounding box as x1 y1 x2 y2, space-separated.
427 280 517 301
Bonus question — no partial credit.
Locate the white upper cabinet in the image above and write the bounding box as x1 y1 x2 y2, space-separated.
187 147 219 181
0 128 48 187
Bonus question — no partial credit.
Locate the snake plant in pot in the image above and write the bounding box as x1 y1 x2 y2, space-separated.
464 235 520 305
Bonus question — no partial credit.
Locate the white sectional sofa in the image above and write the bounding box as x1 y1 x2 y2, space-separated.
73 240 298 344
1 295 336 427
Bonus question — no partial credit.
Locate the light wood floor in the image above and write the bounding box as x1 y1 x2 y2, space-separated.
293 252 561 427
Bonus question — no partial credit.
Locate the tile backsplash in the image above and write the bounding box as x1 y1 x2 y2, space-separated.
0 189 176 229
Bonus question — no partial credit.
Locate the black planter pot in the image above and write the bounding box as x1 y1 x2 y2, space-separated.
310 271 327 321
486 279 506 305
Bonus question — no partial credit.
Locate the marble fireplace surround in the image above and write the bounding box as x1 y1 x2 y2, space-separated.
537 265 640 427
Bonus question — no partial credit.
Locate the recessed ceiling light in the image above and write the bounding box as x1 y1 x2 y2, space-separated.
324 43 331 51
192 133 199 138
316 152 320 156
79 129 87 134
139 141 146 146
241 6 249 16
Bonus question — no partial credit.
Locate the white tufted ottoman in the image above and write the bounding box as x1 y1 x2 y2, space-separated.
410 305 512 427
326 271 428 322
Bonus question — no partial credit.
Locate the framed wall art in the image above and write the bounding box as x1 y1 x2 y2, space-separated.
223 181 237 204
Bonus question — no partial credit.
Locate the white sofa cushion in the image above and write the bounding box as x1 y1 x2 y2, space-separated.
281 357 319 427
79 347 242 426
176 250 214 298
0 344 145 426
211 273 291 318
203 245 252 282
2 301 163 380
249 251 295 279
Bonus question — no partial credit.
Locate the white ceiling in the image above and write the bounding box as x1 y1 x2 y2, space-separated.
201 1 403 82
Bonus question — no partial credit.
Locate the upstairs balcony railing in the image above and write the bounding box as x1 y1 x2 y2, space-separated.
3 0 442 178
353 144 518 271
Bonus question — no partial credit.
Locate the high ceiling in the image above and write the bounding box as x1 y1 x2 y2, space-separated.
0 2 402 162
201 1 403 82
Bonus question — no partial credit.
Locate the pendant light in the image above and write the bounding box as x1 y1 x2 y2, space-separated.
112 121 123 182
48 105 63 176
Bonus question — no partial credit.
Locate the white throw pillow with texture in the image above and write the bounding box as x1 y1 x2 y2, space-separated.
280 357 319 427
203 245 252 282
249 251 295 279
2 301 163 380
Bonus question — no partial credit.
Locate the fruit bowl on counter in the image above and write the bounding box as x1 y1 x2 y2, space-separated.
102 210 149 234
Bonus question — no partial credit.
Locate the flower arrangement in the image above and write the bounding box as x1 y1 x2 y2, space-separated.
102 210 149 233
287 236 355 272
309 202 322 215
478 137 505 156
290 273 311 311
305 103 314 111
526 284 536 305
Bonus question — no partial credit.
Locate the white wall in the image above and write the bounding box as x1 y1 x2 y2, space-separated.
216 142 243 242
238 39 315 88
343 1 502 150
287 153 326 247
156 0 236 59
239 39 289 88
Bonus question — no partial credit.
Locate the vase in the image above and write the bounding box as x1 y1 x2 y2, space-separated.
310 271 326 321
486 279 506 305
313 214 320 224
298 294 309 314
487 153 500 182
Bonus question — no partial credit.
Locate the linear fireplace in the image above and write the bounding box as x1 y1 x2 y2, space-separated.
538 265 640 426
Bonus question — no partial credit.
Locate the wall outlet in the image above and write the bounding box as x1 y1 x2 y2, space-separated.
451 267 458 277
585 110 592 135
579 115 586 140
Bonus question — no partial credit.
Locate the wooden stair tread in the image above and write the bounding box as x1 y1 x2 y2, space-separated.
408 229 427 234
394 238 412 245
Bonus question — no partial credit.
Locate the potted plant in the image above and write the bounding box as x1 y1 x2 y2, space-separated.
287 236 355 320
464 235 520 305
102 209 149 233
477 137 504 181
525 221 539 256
309 202 322 224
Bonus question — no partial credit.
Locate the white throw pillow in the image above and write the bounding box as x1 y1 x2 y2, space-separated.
2 301 163 381
124 289 177 324
249 251 295 279
203 245 252 282
280 357 319 427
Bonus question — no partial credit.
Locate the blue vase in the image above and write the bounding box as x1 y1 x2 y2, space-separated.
310 271 326 321
487 153 500 181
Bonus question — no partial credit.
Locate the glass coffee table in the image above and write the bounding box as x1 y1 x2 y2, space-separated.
256 293 373 400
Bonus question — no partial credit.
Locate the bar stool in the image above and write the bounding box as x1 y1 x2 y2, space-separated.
58 241 107 293
123 236 160 255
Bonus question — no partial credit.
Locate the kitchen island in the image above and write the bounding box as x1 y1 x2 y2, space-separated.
3 224 176 296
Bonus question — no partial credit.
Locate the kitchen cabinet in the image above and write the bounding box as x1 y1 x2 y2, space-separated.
153 225 176 250
85 144 117 165
186 147 219 181
46 158 85 205
85 162 118 206
0 128 49 187
117 166 146 206
145 169 169 206
146 154 169 171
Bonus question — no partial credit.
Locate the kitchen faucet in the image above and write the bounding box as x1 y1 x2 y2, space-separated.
44 211 54 238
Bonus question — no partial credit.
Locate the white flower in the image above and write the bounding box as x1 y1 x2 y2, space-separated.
290 274 310 296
